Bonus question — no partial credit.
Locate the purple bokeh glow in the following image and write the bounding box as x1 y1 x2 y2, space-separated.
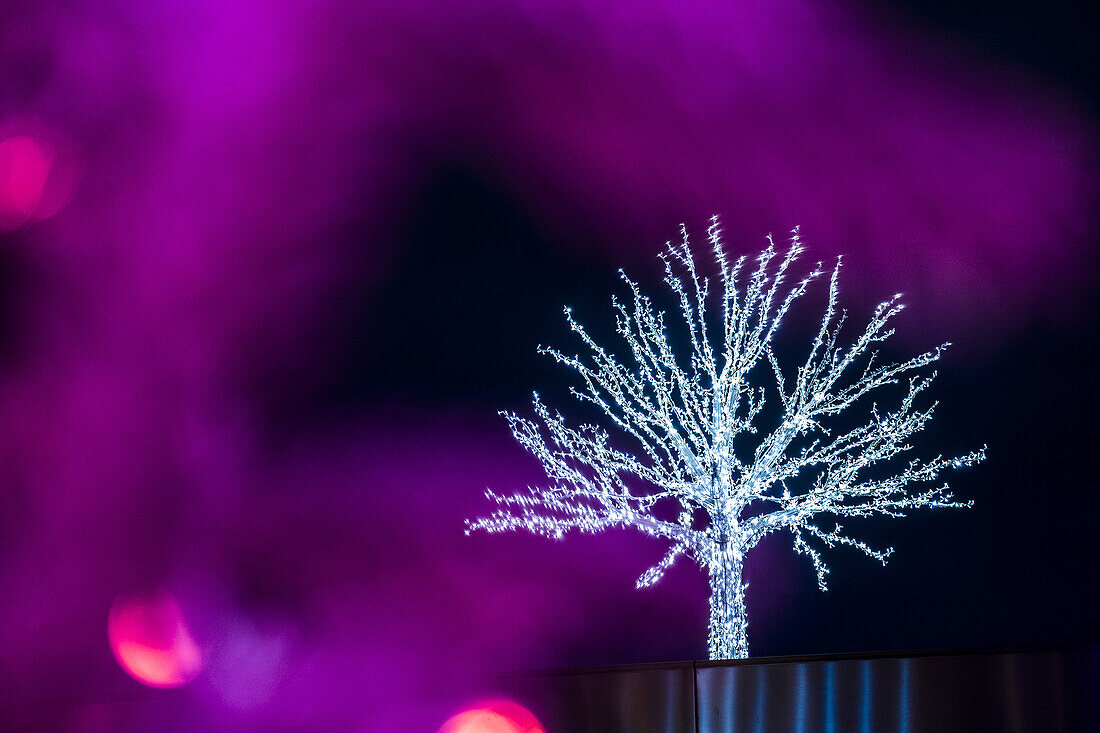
0 0 1095 729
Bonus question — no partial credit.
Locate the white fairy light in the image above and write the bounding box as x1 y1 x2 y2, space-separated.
466 218 985 660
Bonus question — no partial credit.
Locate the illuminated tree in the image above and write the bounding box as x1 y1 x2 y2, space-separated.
467 219 984 660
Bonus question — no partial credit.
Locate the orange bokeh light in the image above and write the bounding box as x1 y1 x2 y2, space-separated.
438 700 544 733
107 591 204 688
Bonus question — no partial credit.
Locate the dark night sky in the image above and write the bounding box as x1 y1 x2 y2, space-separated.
310 0 1100 657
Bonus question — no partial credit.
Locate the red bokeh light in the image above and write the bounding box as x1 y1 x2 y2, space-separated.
0 135 53 230
107 591 204 688
437 700 545 733
0 128 77 230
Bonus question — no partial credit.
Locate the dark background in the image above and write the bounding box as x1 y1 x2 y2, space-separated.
1 0 1096 729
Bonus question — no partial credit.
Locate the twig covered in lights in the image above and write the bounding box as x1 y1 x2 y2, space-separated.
467 219 985 660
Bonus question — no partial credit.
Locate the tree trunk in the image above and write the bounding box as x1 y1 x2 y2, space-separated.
707 544 748 660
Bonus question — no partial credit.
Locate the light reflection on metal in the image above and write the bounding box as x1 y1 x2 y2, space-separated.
898 658 911 733
859 659 873 733
824 662 836 733
795 663 808 731
752 667 767 733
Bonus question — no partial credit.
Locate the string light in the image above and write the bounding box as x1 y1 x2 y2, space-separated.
467 218 984 660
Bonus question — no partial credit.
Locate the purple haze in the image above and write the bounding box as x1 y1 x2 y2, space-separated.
0 0 1095 729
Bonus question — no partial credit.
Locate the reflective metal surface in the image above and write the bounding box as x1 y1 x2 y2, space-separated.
505 645 1099 732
